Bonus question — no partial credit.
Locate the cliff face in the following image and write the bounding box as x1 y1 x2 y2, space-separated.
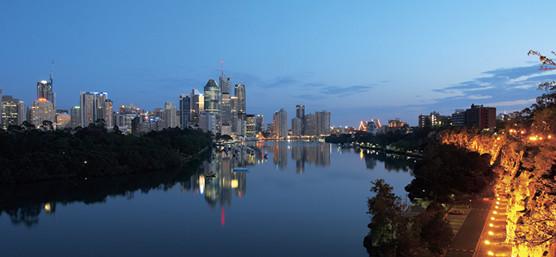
440 131 556 257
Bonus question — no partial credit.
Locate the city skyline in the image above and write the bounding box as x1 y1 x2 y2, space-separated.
2 1 556 125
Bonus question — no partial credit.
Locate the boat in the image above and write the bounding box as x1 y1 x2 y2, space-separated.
232 167 249 173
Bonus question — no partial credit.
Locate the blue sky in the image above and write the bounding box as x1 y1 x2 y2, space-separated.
1 0 556 126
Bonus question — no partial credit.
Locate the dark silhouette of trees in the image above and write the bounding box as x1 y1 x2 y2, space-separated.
364 179 453 257
405 143 493 203
0 125 211 184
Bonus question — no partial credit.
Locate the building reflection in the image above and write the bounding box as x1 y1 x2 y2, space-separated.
181 144 266 208
270 141 331 173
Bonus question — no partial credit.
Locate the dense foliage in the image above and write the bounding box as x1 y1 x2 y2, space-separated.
363 179 453 257
405 143 493 203
0 125 212 184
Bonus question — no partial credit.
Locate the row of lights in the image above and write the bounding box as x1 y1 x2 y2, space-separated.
486 188 510 256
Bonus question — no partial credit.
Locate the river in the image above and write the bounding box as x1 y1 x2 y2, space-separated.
0 141 415 257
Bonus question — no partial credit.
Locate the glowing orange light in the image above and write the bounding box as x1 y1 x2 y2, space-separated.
484 239 491 245
487 251 494 256
488 231 495 236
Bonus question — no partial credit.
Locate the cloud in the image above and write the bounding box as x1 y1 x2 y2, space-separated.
467 94 492 100
485 98 536 107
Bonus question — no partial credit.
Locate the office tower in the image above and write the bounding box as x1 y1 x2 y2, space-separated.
56 110 71 128
272 108 288 139
234 83 246 119
292 117 303 136
36 76 55 106
295 104 305 135
30 98 55 127
163 101 178 128
315 111 331 135
304 113 317 135
17 100 26 125
70 106 81 128
189 89 203 127
464 104 496 130
199 111 217 133
219 74 231 94
204 79 220 113
245 114 256 138
179 94 191 128
255 114 264 133
80 92 112 127
1 95 20 129
230 96 239 133
104 99 113 128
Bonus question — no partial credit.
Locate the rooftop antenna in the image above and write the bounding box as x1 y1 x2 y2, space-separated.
49 59 55 84
219 59 224 77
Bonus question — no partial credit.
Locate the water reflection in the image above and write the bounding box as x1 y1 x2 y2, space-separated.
0 142 414 228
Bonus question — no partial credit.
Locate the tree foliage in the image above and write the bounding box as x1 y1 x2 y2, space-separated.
0 125 212 184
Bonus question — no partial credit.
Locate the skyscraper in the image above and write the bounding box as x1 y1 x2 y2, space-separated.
36 76 54 106
179 94 191 128
163 101 178 128
272 108 288 139
30 98 55 127
291 117 303 137
296 104 305 135
190 89 203 127
315 111 331 135
80 92 112 127
1 95 20 129
204 79 220 113
17 100 26 125
70 106 81 128
234 83 246 119
245 114 256 138
255 114 264 133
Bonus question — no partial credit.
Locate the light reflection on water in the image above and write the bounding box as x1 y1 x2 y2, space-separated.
0 141 414 257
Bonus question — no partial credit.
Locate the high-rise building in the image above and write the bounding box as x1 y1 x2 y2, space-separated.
464 104 496 130
295 104 305 135
315 111 331 135
245 114 256 138
451 109 466 127
17 100 26 125
255 114 264 133
291 117 303 136
80 92 112 127
163 101 178 128
189 89 203 127
36 77 54 106
272 108 288 139
179 94 191 128
204 79 220 113
234 83 246 119
30 98 55 127
70 106 81 128
1 95 20 129
304 113 317 135
219 74 231 95
199 111 217 133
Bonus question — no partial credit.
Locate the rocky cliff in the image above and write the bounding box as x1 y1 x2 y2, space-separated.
441 131 556 257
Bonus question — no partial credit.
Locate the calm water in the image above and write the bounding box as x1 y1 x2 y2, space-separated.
0 142 414 257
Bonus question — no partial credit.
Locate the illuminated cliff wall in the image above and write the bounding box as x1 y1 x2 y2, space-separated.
440 131 556 257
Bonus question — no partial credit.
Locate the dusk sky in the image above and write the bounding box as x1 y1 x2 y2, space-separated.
2 0 556 126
